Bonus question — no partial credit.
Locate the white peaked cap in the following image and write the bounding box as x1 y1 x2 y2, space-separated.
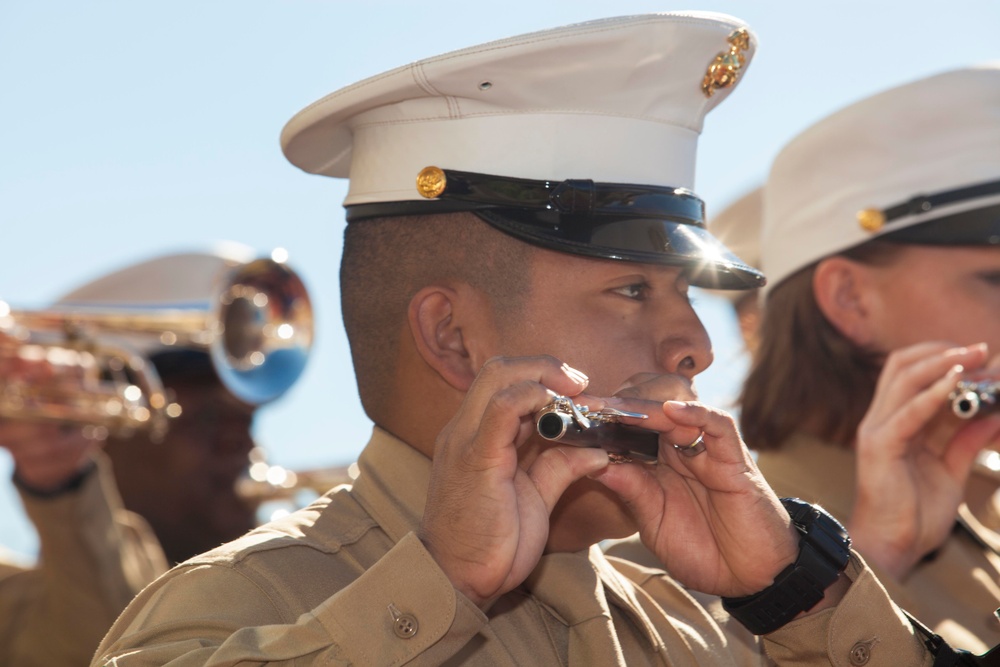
47 241 255 380
56 242 256 306
282 12 757 203
280 12 767 290
50 243 313 405
762 64 1000 294
53 243 258 360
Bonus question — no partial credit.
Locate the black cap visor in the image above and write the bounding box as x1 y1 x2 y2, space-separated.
346 169 766 290
474 208 764 289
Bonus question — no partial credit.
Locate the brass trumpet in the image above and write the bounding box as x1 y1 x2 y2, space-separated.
0 257 313 440
237 452 358 503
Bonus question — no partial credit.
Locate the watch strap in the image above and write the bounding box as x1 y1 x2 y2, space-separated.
722 498 851 635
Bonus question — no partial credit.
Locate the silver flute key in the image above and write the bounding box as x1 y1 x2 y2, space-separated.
951 380 1000 419
535 395 659 462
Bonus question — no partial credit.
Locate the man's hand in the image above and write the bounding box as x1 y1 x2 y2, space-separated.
590 373 800 598
417 356 611 609
2 420 98 492
850 341 1000 579
0 352 99 492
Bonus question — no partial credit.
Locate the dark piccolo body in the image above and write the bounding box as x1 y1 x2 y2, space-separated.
950 380 1000 419
535 396 659 462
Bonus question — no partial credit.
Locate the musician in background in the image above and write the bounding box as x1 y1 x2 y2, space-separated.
0 244 306 665
0 417 167 667
45 245 277 565
709 184 1000 532
101 348 257 565
741 66 1000 652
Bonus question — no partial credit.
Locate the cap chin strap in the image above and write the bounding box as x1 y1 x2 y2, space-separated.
881 178 1000 227
346 168 706 226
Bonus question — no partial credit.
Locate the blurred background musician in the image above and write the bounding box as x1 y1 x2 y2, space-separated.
0 242 313 666
0 410 167 667
708 184 1000 534
741 66 1000 652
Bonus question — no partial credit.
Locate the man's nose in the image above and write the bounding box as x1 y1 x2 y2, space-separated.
655 304 713 380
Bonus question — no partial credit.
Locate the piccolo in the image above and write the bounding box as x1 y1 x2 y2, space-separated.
535 395 659 462
950 380 1000 419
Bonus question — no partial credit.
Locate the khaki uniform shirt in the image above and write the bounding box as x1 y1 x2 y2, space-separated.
757 433 1000 654
94 428 932 666
1 455 168 667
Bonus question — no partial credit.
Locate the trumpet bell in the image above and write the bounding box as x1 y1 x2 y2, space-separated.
211 258 313 405
0 252 314 437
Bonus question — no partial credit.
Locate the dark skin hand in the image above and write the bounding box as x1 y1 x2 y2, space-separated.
0 352 98 491
594 373 800 598
418 357 803 610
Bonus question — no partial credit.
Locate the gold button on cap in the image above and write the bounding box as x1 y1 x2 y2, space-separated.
393 613 419 639
416 166 447 199
857 208 885 233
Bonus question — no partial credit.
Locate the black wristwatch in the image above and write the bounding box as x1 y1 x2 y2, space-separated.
722 498 852 635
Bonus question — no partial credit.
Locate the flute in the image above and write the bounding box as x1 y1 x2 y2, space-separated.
950 380 1000 419
535 395 659 462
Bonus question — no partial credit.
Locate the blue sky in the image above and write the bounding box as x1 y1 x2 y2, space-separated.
2 0 998 554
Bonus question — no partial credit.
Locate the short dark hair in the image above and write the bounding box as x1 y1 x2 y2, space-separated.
340 212 533 420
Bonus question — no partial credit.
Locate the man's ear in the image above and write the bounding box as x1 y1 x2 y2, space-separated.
407 285 479 391
812 256 877 347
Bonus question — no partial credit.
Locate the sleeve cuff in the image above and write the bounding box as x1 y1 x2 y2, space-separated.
14 458 96 499
763 551 931 667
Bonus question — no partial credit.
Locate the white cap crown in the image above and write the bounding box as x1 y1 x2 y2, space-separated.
282 12 757 204
763 64 1000 292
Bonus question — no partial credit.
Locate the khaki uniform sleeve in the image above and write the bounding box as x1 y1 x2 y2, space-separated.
94 532 488 667
1 455 168 667
763 552 933 667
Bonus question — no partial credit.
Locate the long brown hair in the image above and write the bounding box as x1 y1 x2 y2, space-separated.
739 241 905 450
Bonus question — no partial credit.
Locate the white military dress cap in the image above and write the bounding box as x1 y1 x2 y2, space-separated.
57 242 256 308
762 64 1000 294
54 243 312 405
282 12 765 290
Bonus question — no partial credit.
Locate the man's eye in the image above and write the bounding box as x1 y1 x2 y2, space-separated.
976 271 1000 286
612 283 649 300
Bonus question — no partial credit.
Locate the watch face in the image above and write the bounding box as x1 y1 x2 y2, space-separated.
781 498 851 567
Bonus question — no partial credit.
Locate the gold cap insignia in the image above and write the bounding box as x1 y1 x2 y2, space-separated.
857 208 886 233
701 28 751 98
416 166 447 199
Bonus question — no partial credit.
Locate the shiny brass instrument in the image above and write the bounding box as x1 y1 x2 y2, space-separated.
0 257 313 440
237 449 358 503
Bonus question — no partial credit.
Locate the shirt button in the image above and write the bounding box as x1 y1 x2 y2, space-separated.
393 614 419 639
849 640 872 665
